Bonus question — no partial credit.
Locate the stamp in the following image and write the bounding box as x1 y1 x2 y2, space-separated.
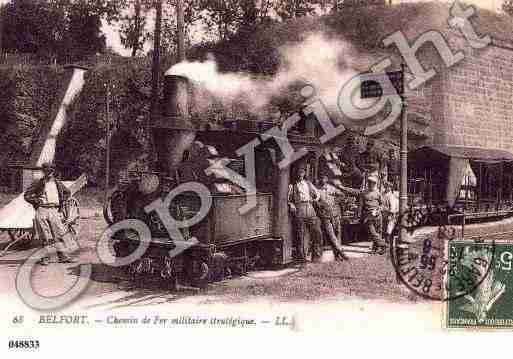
390 218 496 301
445 240 513 329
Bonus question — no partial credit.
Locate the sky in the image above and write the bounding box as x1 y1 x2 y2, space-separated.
104 0 507 56
0 0 507 57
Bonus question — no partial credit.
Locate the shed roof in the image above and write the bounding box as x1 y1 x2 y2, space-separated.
409 145 513 163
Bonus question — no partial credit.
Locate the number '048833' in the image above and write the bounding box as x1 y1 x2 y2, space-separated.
8 340 40 349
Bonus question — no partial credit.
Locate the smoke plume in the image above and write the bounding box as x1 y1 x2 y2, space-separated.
166 32 366 120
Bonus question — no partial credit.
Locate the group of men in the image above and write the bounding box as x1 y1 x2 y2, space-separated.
287 142 400 265
24 139 397 268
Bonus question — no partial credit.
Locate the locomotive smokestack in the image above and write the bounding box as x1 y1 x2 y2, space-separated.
163 75 193 129
153 74 196 174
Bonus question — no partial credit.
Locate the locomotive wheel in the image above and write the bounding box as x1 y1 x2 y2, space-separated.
210 252 228 281
7 229 34 243
414 209 425 226
186 259 210 288
64 197 81 239
224 266 232 279
0 229 34 257
103 188 126 225
406 209 424 228
160 257 178 290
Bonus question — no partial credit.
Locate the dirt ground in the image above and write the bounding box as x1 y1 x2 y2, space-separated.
0 200 421 310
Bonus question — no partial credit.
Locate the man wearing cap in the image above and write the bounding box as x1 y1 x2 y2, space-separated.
358 139 383 190
317 175 349 261
24 163 76 265
288 167 323 265
383 181 399 244
360 174 386 253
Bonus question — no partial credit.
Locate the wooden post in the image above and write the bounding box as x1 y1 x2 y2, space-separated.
465 164 468 211
0 7 3 62
274 166 292 263
399 63 408 247
105 82 111 203
499 162 503 214
478 162 482 214
149 0 163 166
429 168 433 207
177 0 185 62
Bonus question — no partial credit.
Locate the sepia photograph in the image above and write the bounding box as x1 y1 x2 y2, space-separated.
0 0 512 355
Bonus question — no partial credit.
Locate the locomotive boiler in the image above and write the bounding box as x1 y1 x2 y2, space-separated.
104 74 327 287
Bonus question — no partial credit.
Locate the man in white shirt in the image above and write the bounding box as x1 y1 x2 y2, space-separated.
24 163 75 265
383 181 399 244
288 167 323 265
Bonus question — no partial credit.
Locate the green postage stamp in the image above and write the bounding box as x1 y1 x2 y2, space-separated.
445 240 513 329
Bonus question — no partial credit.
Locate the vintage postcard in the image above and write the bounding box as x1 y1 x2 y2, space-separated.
1 0 513 356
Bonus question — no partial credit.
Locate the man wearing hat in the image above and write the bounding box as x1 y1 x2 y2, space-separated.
360 174 386 253
317 175 349 261
288 167 323 265
24 162 76 265
358 139 382 174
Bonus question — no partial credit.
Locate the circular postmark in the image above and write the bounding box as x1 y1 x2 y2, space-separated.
390 215 496 301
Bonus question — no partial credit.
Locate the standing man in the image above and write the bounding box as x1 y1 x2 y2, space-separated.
383 181 400 244
387 149 400 185
288 167 323 265
358 139 381 173
358 139 383 189
317 175 349 261
24 162 76 265
360 174 386 254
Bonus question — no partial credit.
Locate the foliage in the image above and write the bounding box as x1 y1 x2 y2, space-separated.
273 0 317 20
119 0 152 57
1 0 124 62
190 0 275 41
0 65 64 163
56 59 152 183
1 0 66 56
3 2 513 185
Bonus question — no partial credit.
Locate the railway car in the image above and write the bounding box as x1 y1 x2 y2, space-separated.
407 145 513 225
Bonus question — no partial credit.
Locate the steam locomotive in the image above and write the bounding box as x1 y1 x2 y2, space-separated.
103 75 359 287
103 73 513 288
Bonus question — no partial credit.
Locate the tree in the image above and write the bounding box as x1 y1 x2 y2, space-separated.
153 0 202 55
197 0 241 40
273 0 317 20
1 0 66 55
239 0 273 27
0 3 3 56
56 0 124 61
191 0 274 41
65 1 108 60
119 0 152 57
1 0 124 61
